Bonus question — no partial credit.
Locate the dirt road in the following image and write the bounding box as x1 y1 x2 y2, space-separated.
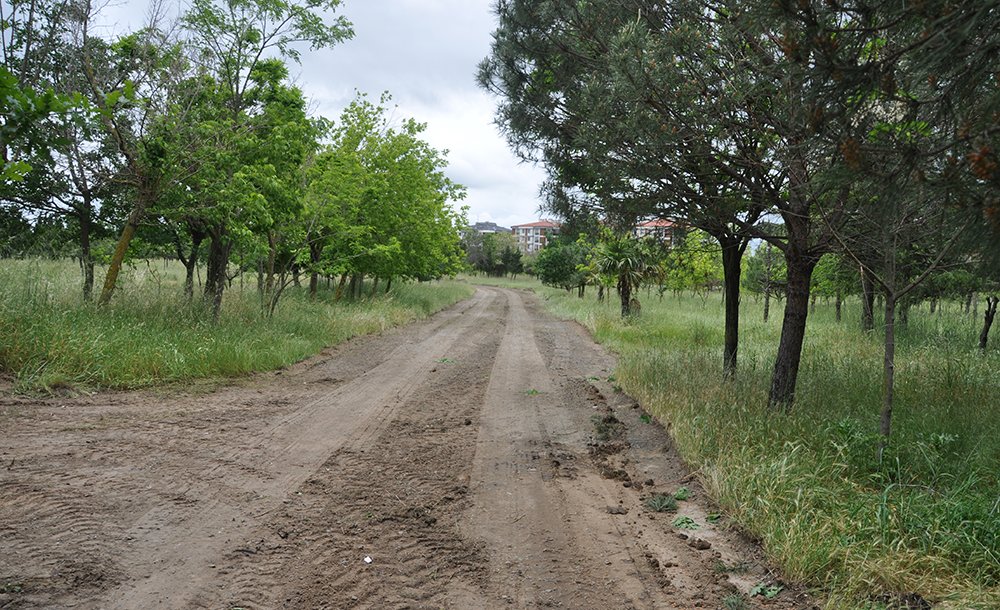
0 287 812 609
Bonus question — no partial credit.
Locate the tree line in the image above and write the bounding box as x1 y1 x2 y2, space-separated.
1 0 466 320
478 0 999 446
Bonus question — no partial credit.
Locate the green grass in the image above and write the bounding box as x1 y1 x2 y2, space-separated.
470 276 1000 609
645 492 679 513
0 259 473 391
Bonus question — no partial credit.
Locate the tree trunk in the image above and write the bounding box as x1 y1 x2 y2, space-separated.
835 291 842 323
85 41 157 307
80 209 94 302
929 297 937 314
308 242 322 299
980 296 998 350
720 240 743 378
97 203 144 306
898 302 910 326
184 253 197 300
334 273 349 302
598 285 605 303
370 278 380 297
861 266 876 332
763 291 771 323
204 228 232 323
810 293 817 314
618 274 632 318
768 256 817 410
175 227 205 302
965 292 973 314
309 272 319 298
879 293 897 455
265 232 277 299
385 277 392 293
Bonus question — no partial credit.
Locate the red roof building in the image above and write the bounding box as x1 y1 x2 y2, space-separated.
634 218 676 245
511 220 561 253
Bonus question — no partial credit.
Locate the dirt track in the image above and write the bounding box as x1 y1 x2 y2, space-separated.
0 287 813 609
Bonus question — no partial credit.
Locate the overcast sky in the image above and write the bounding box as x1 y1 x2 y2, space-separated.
97 0 548 230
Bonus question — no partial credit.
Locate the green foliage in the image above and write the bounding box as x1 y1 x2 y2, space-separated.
480 0 999 418
743 242 787 298
810 254 857 298
749 583 784 599
0 0 459 314
0 65 79 183
464 231 521 277
592 231 655 316
533 240 589 291
0 0 378 314
671 515 699 530
181 0 354 81
663 230 723 296
304 93 466 284
499 243 523 277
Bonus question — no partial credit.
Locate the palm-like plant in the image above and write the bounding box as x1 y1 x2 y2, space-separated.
593 232 652 318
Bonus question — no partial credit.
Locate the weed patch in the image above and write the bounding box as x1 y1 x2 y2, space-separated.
591 413 624 441
644 493 678 513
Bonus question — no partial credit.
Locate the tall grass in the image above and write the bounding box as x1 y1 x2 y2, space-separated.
483 278 1000 609
0 259 473 391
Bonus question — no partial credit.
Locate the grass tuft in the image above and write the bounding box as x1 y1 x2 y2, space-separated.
645 493 679 513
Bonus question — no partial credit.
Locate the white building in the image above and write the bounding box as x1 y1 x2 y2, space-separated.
511 220 561 253
634 219 676 246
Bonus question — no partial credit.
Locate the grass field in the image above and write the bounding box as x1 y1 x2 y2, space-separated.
0 259 473 391
463 274 1000 609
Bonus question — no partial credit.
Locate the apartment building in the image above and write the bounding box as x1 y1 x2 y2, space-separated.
634 218 676 246
510 220 560 253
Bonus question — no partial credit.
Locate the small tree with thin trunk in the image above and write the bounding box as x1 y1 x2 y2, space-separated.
981 296 999 350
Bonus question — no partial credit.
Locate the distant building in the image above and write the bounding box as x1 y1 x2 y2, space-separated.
461 221 511 242
511 220 561 253
470 221 510 234
634 218 676 246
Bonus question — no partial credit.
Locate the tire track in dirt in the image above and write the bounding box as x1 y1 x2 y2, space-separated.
0 479 124 604
0 294 496 609
0 292 492 602
463 288 673 609
206 291 508 609
517 293 815 609
89 288 500 609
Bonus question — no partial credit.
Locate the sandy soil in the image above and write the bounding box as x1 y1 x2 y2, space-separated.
0 287 817 609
